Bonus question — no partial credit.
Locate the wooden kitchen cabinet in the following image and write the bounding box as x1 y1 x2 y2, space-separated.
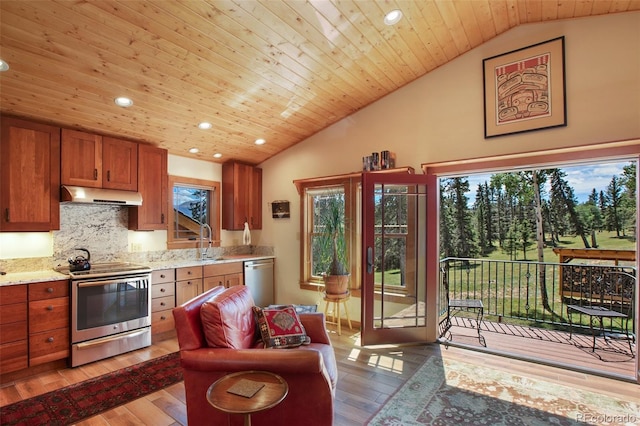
203 262 244 291
175 266 203 306
129 144 168 231
0 285 28 375
102 136 138 191
61 129 138 191
28 280 69 367
222 161 262 230
0 117 61 232
151 269 176 338
60 128 102 188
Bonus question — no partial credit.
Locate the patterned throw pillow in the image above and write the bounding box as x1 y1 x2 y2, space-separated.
252 305 311 348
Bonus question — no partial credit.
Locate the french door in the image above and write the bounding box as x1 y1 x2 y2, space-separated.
360 172 438 346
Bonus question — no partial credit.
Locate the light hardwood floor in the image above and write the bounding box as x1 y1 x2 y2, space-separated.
1 324 638 425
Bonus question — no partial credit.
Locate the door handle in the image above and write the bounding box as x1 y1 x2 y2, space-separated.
367 247 373 274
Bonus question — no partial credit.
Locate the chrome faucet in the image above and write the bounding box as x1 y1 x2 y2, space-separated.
199 223 212 259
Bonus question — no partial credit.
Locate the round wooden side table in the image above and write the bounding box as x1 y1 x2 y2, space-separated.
206 370 288 426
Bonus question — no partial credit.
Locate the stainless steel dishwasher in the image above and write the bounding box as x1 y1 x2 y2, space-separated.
244 258 274 307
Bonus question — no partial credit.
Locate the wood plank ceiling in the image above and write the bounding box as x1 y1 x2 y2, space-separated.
1 1 638 165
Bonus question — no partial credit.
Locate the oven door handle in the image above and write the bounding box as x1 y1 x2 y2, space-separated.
75 329 149 349
76 277 147 287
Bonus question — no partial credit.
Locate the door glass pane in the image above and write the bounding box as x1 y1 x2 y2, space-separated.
373 183 427 329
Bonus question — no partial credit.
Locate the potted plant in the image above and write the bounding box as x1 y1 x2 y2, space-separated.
316 191 350 295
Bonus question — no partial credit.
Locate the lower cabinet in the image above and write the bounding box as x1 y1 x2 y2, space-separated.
175 266 203 308
151 269 176 336
203 262 244 291
0 285 28 374
0 280 69 376
149 261 245 341
28 280 70 366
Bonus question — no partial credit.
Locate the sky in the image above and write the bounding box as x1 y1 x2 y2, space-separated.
464 160 632 204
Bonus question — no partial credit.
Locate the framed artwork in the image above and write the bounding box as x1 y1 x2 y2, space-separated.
271 201 290 219
483 36 566 138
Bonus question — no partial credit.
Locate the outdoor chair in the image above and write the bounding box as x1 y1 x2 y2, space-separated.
439 265 485 346
567 270 635 356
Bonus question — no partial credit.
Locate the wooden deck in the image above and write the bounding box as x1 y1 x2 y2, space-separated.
442 316 637 380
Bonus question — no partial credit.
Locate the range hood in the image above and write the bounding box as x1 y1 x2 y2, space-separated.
61 185 143 206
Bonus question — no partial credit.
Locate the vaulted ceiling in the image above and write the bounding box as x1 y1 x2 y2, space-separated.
1 1 638 165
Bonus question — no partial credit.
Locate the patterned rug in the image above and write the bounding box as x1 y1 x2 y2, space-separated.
0 352 182 426
367 356 639 425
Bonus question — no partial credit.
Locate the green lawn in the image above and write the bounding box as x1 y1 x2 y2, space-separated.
481 231 636 263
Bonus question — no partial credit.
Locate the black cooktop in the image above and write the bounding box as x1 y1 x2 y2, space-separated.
61 262 152 279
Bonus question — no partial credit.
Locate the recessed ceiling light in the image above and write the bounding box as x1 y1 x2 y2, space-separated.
0 59 9 72
198 122 212 129
384 9 402 25
213 153 222 158
255 138 266 145
114 96 133 107
189 148 199 154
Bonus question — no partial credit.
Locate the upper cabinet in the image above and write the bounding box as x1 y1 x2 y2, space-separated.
61 129 138 191
60 129 102 188
222 161 262 231
0 117 61 232
129 144 168 231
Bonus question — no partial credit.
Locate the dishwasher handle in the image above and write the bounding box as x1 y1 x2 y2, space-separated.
245 260 274 270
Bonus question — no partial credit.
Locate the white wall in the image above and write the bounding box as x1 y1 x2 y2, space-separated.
259 12 640 311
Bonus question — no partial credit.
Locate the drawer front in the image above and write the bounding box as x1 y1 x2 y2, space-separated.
29 328 70 366
0 321 27 345
152 295 175 312
29 297 70 333
0 340 28 373
152 310 175 334
152 269 175 284
204 261 243 276
176 266 203 281
152 282 175 299
0 303 27 325
29 280 69 301
0 285 27 305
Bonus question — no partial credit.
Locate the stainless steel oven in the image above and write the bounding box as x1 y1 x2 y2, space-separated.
70 263 152 367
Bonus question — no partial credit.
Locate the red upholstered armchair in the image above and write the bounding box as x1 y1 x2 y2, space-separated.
172 285 338 426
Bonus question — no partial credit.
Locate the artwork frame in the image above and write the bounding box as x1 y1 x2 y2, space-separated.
271 201 290 219
483 36 566 138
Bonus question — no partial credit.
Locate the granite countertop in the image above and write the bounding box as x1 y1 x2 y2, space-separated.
145 255 274 271
0 255 274 287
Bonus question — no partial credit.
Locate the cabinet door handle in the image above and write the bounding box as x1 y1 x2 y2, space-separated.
160 315 166 320
160 302 166 307
47 337 54 343
94 169 98 180
161 213 165 224
107 170 111 182
47 305 54 311
47 287 54 293
4 208 9 222
160 274 166 279
160 288 166 292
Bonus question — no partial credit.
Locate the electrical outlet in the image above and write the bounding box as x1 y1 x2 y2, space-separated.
131 243 142 252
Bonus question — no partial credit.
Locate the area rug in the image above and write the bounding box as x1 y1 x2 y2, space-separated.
0 352 182 426
367 356 639 425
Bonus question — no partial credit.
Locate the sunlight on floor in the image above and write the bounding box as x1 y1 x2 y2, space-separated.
366 354 405 373
347 332 407 373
